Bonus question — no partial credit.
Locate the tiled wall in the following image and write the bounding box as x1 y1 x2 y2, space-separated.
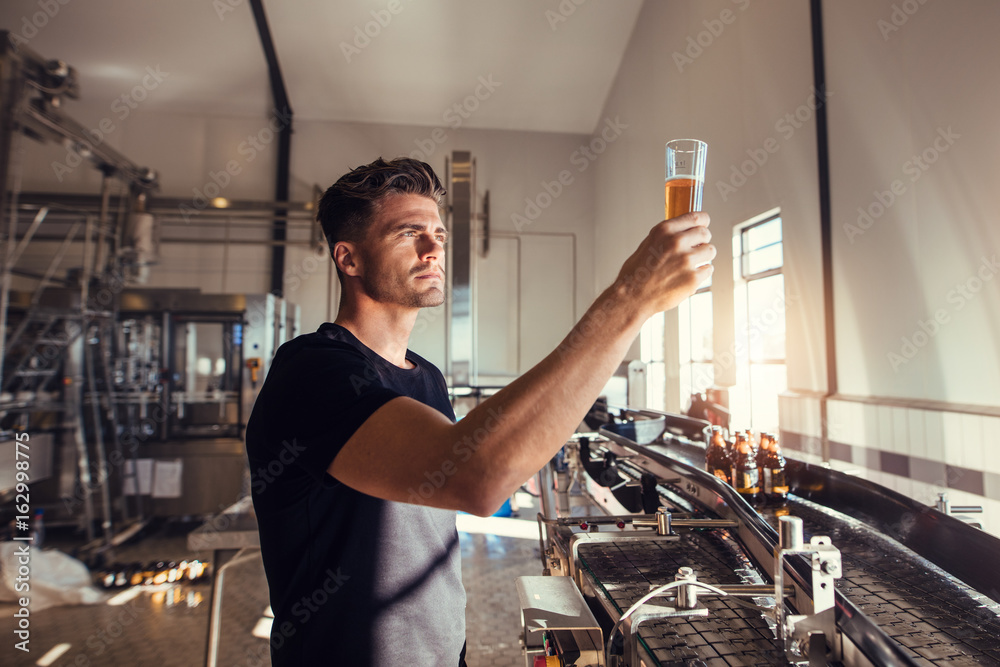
778 393 1000 538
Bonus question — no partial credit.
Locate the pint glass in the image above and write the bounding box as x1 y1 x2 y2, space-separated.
664 139 708 220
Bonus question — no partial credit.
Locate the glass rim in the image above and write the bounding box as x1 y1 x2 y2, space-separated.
665 138 708 150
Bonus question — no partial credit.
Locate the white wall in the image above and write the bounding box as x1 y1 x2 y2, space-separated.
588 0 1000 533
11 107 597 375
826 0 1000 407
592 0 824 399
816 0 1000 536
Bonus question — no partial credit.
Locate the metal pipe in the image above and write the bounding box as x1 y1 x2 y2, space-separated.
98 323 125 521
537 462 557 522
18 207 314 223
656 507 672 535
718 584 794 598
450 151 473 386
20 235 318 247
160 311 171 440
675 567 699 609
81 215 93 309
84 334 114 545
811 0 837 465
69 337 96 543
94 170 113 277
9 206 48 266
20 102 157 190
779 515 804 550
7 267 71 285
248 0 293 298
0 42 27 392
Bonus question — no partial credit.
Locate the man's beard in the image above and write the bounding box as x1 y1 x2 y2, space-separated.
362 264 445 308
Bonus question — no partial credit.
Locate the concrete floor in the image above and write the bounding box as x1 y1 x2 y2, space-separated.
0 491 599 667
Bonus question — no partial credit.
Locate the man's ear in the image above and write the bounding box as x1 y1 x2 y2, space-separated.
333 241 362 277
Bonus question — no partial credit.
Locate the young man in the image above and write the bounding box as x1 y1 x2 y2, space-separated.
246 157 715 666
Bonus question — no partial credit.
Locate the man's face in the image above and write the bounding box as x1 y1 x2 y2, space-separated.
356 193 447 308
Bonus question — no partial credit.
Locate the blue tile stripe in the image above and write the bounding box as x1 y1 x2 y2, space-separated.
779 432 992 500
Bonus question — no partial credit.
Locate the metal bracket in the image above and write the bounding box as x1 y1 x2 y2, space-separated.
774 516 843 665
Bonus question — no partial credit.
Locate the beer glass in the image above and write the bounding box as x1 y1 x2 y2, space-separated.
664 139 708 220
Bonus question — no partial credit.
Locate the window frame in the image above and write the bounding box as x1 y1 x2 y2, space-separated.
732 209 785 431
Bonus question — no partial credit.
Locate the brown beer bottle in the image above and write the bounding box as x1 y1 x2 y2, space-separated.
706 426 731 485
757 433 772 496
745 430 760 467
725 435 737 487
733 432 760 504
764 433 789 503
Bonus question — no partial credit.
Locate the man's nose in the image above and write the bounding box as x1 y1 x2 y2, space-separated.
418 235 444 260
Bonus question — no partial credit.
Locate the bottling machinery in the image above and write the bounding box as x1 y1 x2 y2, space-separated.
521 407 1000 666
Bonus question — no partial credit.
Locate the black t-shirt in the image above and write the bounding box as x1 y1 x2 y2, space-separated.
245 323 465 666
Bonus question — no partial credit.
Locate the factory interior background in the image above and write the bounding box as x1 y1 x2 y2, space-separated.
1 0 1000 665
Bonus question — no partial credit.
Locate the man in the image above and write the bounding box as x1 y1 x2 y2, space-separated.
246 157 714 665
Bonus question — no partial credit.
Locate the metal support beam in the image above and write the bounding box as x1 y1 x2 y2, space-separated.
0 36 28 394
450 151 473 386
811 0 836 463
248 0 293 298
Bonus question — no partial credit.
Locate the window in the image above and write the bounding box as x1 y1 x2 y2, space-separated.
640 312 665 410
677 278 713 411
731 212 786 432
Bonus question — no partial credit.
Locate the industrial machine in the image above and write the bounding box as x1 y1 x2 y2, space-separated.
0 34 310 554
521 406 1000 666
1 286 298 542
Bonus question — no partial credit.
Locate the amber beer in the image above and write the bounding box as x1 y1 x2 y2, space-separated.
761 433 789 503
664 139 707 219
664 178 703 220
732 432 760 504
705 425 731 485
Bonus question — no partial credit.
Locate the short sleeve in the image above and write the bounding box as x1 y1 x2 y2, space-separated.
249 341 402 484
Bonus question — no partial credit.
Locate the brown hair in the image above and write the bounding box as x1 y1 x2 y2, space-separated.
317 157 446 265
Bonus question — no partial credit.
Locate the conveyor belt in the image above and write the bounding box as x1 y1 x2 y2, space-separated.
578 530 785 665
764 498 1000 666
645 439 1000 664
567 435 1000 665
560 434 1000 666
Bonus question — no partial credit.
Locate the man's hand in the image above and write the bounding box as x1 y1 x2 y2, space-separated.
612 212 715 319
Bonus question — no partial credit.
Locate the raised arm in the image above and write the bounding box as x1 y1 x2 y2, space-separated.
329 212 715 515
